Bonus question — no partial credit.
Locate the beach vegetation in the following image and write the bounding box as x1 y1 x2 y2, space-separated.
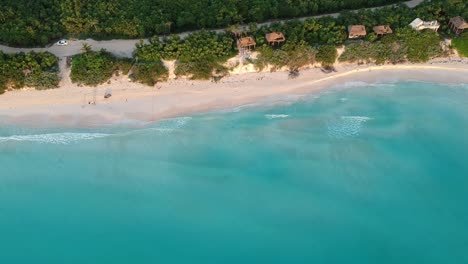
452 33 468 57
316 45 338 66
134 31 235 80
339 29 442 64
70 50 132 86
175 31 234 79
254 46 288 71
132 38 169 84
0 51 60 94
24 71 61 90
255 41 316 71
130 61 169 86
398 29 442 63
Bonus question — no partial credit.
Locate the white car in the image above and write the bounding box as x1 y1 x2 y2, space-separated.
57 39 69 46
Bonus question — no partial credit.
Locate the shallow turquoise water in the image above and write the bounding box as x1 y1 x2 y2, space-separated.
1 81 468 263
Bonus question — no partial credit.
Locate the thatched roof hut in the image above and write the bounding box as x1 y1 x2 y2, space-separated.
449 16 468 35
265 32 285 45
410 18 440 31
238 36 256 49
348 25 367 39
373 25 393 36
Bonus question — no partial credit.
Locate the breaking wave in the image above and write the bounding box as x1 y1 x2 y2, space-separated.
0 132 110 145
118 116 193 136
152 116 192 130
265 114 290 119
0 117 193 144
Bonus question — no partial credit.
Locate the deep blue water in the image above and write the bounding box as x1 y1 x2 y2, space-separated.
1 81 468 263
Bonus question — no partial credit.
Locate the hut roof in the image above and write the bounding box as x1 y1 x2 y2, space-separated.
373 25 393 35
348 25 367 38
265 32 285 43
238 36 256 48
410 18 424 29
450 16 468 29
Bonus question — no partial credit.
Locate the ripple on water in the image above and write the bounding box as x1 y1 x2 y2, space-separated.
327 116 372 139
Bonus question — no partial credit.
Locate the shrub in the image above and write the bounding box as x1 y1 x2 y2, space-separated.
25 72 60 90
254 46 289 70
339 29 442 64
131 60 169 85
70 49 130 86
397 28 442 63
316 45 338 66
254 41 316 71
134 31 235 80
0 51 60 93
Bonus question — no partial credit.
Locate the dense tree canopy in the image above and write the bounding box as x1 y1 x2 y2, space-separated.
0 0 63 46
1 0 404 47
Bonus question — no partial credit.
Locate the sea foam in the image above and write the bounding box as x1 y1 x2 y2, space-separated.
141 117 192 134
265 114 290 119
0 132 109 145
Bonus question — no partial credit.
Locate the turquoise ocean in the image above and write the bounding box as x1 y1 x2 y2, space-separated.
1 81 468 263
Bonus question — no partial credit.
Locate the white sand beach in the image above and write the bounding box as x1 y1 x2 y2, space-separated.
1 60 467 128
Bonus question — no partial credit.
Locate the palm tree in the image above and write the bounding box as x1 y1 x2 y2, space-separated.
88 19 99 32
227 24 241 38
248 22 258 34
81 42 92 53
165 21 173 35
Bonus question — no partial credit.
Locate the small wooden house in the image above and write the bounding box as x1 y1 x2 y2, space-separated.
373 25 393 36
348 25 367 39
265 32 285 45
449 16 468 35
238 36 256 49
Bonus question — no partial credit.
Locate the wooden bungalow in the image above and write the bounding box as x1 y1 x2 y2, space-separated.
409 18 440 31
265 32 285 45
373 25 393 36
449 16 468 35
348 25 367 39
238 36 256 50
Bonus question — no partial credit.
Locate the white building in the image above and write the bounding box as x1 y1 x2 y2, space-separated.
410 18 440 31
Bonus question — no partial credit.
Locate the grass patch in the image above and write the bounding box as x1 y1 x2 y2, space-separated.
452 34 468 57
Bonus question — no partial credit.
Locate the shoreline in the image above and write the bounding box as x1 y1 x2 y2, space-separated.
1 62 467 129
